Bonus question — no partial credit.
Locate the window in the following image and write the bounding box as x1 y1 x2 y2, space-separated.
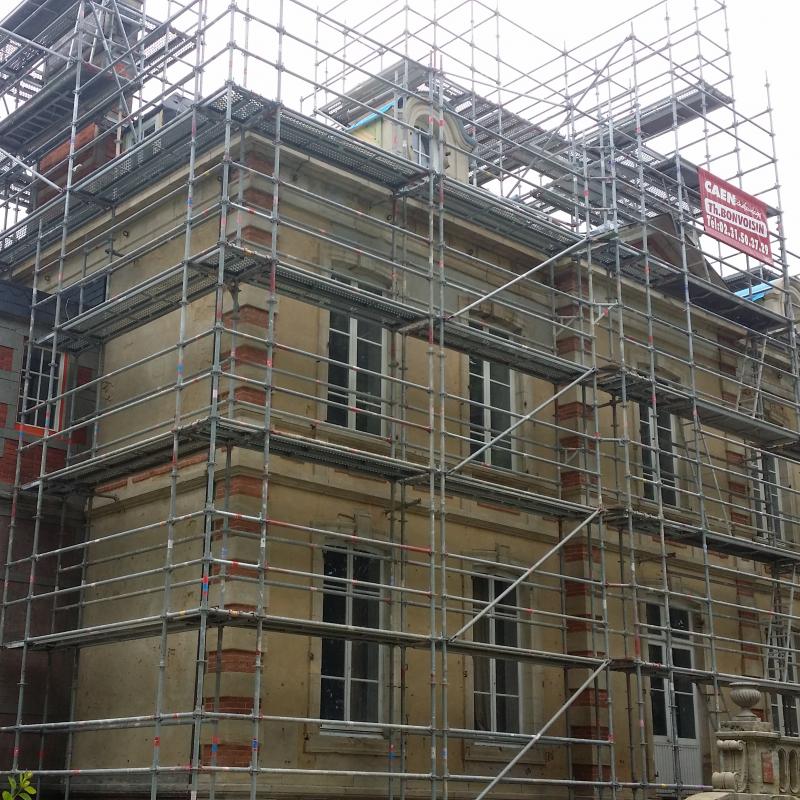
16 342 65 433
639 404 678 506
472 574 521 734
469 325 513 469
766 624 800 736
326 278 384 436
411 127 433 168
646 603 696 740
755 452 783 542
321 547 382 723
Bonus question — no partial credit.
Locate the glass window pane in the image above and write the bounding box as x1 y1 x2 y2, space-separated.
672 648 691 670
324 550 346 581
645 604 661 629
350 640 378 680
491 442 512 470
490 381 511 413
474 691 491 732
648 643 663 663
350 679 378 722
495 618 517 649
783 697 799 736
650 686 667 736
352 596 379 629
357 319 382 344
321 637 344 678
473 576 489 603
496 695 519 734
495 657 518 695
353 554 380 584
676 692 696 739
321 677 345 720
669 608 690 636
489 361 510 385
329 310 349 334
473 656 490 694
356 339 381 372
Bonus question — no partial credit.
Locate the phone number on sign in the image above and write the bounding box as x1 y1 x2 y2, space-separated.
705 217 771 257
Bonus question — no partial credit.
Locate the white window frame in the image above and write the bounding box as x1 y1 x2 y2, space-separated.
320 545 385 727
645 602 699 741
468 323 516 470
411 125 440 172
16 341 66 434
639 403 680 507
754 451 784 543
326 277 386 437
766 623 800 737
123 111 162 151
471 572 523 735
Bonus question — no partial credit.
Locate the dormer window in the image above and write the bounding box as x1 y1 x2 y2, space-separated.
411 120 440 172
412 128 432 168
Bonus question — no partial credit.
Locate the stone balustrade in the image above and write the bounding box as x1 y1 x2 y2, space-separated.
693 681 800 800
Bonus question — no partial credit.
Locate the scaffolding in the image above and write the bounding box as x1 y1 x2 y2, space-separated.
1 1 800 799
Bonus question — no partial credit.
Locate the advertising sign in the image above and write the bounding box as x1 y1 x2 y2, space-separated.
697 166 772 265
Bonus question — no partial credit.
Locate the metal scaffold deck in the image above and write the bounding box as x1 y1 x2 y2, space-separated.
1 2 800 800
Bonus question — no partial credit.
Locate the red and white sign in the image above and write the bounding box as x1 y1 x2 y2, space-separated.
697 166 772 265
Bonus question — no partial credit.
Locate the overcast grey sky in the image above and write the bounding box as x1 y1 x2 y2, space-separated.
4 0 793 266
524 0 800 259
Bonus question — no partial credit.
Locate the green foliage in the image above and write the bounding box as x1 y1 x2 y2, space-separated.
4 772 36 800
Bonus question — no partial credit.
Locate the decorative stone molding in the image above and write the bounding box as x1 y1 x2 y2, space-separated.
686 679 800 800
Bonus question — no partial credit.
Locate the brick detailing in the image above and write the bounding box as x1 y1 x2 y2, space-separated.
0 346 13 371
218 386 267 407
130 452 206 483
0 403 7 429
725 450 746 466
39 124 103 172
570 725 609 740
560 435 595 451
243 152 275 176
203 696 259 713
97 478 128 493
555 401 592 421
242 187 274 212
554 272 590 298
0 439 66 485
566 615 602 634
216 475 263 499
728 481 748 496
38 124 116 205
222 344 269 368
556 335 592 356
206 649 258 674
76 366 94 386
555 302 585 318
212 517 262 536
222 305 269 328
211 562 260 580
730 511 751 525
201 743 252 767
563 543 601 564
565 581 591 598
560 470 598 489
573 688 608 707
237 226 272 248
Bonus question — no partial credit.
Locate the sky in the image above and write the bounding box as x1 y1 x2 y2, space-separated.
294 0 798 269
3 0 795 268
526 0 800 259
